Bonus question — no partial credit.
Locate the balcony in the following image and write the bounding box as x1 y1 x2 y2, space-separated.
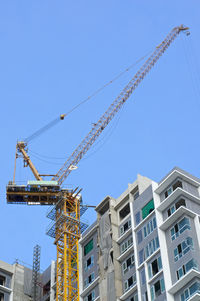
80 276 99 298
160 207 196 231
117 245 134 263
155 169 200 195
117 228 132 244
120 282 137 300
157 188 200 213
168 270 200 295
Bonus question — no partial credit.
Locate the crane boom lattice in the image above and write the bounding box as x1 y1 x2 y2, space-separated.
53 25 188 186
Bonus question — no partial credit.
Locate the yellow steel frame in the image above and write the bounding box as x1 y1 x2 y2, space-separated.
55 191 80 301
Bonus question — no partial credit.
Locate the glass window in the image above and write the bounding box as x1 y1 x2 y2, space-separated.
171 217 191 241
121 236 133 254
181 281 200 300
143 217 157 238
148 256 162 279
141 268 146 285
120 219 131 236
122 254 135 274
84 255 94 271
174 237 193 262
137 230 143 244
139 249 144 265
134 191 139 200
135 212 141 225
84 239 93 256
176 259 198 280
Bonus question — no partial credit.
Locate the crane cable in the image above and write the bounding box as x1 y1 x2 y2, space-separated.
25 50 152 144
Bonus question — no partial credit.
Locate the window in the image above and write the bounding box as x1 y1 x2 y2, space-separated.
167 199 186 217
124 273 136 292
121 236 133 254
150 278 165 301
130 294 138 301
84 255 94 271
120 203 130 220
176 258 198 280
140 268 146 285
145 236 159 258
143 217 157 238
134 191 139 200
142 199 154 220
0 275 5 286
174 237 193 262
43 281 50 296
122 254 135 274
135 212 141 226
170 217 190 241
84 290 95 301
84 239 93 256
84 272 95 289
139 249 145 265
148 256 162 279
120 219 131 236
164 180 182 199
0 293 4 301
181 281 200 301
142 292 148 301
137 230 143 244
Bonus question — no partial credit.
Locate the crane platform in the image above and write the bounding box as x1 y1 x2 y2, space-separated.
6 180 72 205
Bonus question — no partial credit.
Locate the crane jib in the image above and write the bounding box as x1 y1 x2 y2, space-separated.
53 25 189 186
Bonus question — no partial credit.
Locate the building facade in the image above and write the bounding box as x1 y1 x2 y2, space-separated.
0 260 56 301
79 167 200 301
2 167 200 301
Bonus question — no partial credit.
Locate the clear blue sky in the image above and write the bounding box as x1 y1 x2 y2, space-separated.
1 1 200 270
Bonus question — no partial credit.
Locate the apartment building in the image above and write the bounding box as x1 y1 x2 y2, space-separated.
0 260 56 301
79 167 200 301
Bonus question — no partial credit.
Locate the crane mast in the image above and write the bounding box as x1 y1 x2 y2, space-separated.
6 25 189 301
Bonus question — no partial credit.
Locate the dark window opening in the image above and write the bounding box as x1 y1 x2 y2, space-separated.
87 257 91 267
99 201 109 215
43 281 50 296
173 180 182 191
124 221 129 232
127 257 131 268
0 293 4 301
128 276 133 287
110 251 113 263
0 275 5 286
88 293 92 301
154 280 161 297
152 260 159 276
120 203 130 220
165 191 169 198
177 244 182 254
174 224 179 233
176 198 186 210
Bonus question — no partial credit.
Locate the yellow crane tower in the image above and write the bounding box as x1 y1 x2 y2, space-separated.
6 25 189 301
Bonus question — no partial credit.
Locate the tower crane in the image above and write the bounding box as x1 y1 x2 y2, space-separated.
6 25 189 301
